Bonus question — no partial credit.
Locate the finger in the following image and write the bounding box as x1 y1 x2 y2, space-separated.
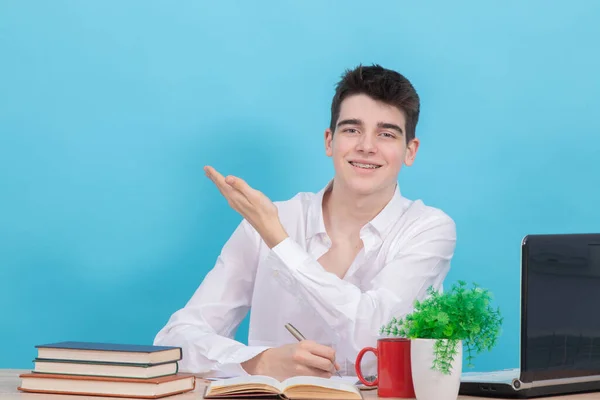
204 166 229 191
205 167 256 205
301 341 341 373
225 175 260 201
205 166 251 208
300 341 337 364
293 350 335 373
227 189 253 210
210 175 235 200
203 165 221 179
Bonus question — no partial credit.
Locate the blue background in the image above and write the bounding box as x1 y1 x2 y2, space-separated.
1 0 599 371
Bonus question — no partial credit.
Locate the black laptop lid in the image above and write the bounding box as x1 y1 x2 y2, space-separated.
521 234 600 383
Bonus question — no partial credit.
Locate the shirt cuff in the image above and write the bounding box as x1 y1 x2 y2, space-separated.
212 346 272 378
271 237 316 273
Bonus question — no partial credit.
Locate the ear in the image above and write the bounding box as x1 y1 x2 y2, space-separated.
324 128 334 157
404 138 420 166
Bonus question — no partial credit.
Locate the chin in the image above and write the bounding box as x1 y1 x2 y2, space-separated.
344 177 387 196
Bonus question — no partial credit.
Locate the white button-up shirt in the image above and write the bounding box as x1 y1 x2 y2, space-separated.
154 183 456 378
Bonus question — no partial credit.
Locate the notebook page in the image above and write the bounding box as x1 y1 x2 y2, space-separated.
281 376 359 395
209 375 283 391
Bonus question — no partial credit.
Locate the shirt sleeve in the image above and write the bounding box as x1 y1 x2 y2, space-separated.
268 214 457 358
153 219 270 377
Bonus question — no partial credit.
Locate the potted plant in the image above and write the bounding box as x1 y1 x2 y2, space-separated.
379 280 503 400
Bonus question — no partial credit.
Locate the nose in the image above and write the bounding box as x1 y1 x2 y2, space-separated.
356 132 377 154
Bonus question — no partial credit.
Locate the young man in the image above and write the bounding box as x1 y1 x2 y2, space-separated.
154 64 456 380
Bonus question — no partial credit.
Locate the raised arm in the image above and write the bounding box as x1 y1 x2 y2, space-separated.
200 166 456 376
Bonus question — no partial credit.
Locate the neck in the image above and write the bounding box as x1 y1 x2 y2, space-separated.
322 179 396 239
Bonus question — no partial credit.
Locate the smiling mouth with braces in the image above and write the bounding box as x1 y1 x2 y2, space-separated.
349 161 382 169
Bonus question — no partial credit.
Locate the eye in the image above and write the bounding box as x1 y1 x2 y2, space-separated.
343 128 359 134
380 132 396 138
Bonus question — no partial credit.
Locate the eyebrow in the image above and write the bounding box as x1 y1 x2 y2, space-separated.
378 122 404 135
337 118 362 128
337 119 404 135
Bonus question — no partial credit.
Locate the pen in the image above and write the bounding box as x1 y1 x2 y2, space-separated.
285 323 342 378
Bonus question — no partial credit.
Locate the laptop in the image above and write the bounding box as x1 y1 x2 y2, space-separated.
460 233 600 398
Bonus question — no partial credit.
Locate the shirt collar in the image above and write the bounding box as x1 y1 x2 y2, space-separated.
306 181 331 240
306 181 406 240
367 183 404 237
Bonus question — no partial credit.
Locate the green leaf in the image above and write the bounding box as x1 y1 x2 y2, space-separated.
379 281 503 375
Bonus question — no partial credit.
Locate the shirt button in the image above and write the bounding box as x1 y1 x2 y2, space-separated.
273 270 279 277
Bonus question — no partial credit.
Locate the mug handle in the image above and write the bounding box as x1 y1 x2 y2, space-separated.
355 347 378 387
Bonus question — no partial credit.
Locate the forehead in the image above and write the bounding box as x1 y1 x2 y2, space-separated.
338 94 406 128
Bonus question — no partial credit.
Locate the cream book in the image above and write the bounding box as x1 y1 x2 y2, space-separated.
33 359 178 379
204 375 362 399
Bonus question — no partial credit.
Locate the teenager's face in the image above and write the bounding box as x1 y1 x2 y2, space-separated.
325 94 419 196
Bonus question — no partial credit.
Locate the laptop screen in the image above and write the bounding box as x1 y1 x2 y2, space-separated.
522 234 600 383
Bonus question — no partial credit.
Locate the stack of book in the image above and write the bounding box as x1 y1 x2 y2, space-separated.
18 341 196 399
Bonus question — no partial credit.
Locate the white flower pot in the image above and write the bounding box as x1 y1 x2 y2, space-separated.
410 339 463 400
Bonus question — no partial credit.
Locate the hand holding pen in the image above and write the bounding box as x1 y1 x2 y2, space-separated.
240 324 344 380
285 323 343 378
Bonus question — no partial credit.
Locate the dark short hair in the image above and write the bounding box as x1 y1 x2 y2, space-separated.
330 64 420 143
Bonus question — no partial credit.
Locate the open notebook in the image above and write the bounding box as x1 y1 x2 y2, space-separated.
204 375 362 399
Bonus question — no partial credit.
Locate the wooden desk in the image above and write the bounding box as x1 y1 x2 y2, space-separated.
1 369 598 400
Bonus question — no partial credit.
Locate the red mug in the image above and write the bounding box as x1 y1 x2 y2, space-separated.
355 338 415 398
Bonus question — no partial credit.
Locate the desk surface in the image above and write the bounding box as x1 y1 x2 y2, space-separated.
1 369 598 400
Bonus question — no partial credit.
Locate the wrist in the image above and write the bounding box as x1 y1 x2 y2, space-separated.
262 220 288 249
241 349 269 375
